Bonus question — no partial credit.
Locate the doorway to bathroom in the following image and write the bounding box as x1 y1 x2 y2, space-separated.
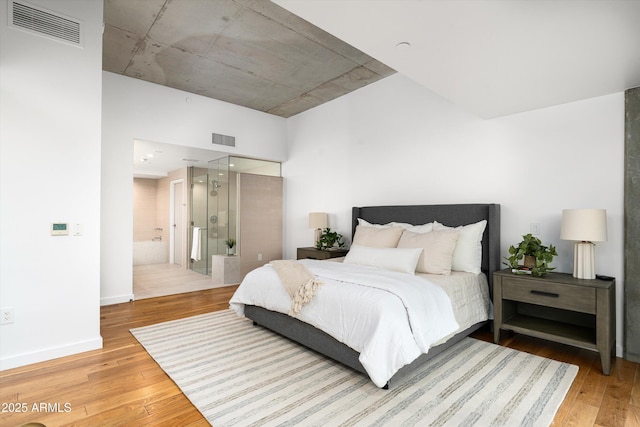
132 140 228 300
132 140 282 299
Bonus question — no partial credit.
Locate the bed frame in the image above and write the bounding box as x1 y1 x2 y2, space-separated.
245 203 501 388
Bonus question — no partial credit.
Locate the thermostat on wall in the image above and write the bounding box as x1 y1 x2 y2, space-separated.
50 222 69 236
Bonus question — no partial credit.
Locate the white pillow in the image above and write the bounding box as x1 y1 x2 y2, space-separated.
357 218 433 233
433 220 487 274
357 218 392 228
343 245 423 274
397 229 459 275
393 222 434 234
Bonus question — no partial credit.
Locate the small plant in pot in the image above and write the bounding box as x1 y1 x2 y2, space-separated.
504 233 558 276
225 238 236 255
315 228 345 250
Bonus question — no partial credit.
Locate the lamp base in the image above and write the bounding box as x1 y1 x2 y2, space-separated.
573 241 596 279
314 228 321 247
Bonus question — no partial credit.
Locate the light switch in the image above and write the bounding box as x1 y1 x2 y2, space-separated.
530 223 541 235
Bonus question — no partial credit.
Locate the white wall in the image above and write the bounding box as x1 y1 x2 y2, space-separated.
284 74 624 355
101 73 287 305
0 0 104 369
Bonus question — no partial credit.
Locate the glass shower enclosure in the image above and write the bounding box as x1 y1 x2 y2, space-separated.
189 155 281 276
189 157 238 275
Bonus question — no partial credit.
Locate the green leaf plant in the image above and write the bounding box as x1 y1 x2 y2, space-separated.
504 233 558 276
225 238 236 249
315 228 345 250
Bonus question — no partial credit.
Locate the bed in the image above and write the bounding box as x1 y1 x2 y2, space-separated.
230 204 500 388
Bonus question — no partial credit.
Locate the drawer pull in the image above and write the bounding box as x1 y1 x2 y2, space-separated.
530 290 559 298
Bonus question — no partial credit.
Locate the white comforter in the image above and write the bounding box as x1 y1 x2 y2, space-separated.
229 259 460 387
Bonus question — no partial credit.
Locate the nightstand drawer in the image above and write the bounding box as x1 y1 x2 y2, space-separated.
502 277 596 314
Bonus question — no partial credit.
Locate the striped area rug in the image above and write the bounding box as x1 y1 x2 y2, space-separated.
131 310 577 427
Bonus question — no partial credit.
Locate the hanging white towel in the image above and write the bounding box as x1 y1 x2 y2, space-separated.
191 227 202 261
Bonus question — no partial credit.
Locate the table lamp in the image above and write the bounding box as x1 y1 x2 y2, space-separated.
560 208 607 279
308 212 328 246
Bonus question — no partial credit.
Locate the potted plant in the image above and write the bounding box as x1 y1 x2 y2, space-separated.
225 238 236 255
315 228 345 250
504 233 558 276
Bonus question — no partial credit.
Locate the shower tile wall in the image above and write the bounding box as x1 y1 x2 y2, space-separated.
239 174 283 277
133 178 158 241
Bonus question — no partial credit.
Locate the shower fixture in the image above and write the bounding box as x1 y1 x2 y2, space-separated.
210 180 221 196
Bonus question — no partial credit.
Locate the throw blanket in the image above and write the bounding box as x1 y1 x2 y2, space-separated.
270 260 323 316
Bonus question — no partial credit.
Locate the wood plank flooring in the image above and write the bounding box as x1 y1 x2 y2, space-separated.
1 287 638 426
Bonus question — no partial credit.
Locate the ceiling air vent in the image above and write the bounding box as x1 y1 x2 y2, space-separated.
212 133 236 147
9 1 83 46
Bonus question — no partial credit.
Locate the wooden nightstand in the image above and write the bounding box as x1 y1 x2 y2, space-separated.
493 269 615 375
296 247 348 260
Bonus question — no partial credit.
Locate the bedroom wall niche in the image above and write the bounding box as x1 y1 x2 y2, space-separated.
189 156 282 278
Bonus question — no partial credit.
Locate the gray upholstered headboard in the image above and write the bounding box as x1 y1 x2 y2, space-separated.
351 204 501 291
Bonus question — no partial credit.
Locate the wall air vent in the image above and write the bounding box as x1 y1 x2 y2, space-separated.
9 1 83 47
212 133 236 147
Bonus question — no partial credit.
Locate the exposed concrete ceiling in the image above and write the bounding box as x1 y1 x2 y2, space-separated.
275 0 640 119
103 0 395 118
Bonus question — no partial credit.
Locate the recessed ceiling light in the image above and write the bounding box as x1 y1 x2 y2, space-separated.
396 41 411 49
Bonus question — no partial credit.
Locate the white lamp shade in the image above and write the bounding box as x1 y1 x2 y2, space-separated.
560 209 607 242
308 212 328 229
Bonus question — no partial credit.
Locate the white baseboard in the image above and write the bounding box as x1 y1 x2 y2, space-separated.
617 343 623 358
0 336 103 371
100 293 135 306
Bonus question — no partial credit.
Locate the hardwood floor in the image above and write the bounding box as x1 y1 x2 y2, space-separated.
0 287 238 427
473 329 640 427
1 288 638 426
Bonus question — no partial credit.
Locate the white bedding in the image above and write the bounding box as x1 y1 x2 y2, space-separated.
419 271 493 345
229 259 490 387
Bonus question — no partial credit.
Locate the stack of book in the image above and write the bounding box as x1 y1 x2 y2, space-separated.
511 266 533 275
